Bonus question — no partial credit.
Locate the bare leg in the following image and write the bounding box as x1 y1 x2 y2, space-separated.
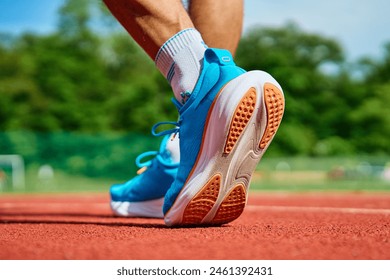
103 0 243 59
189 0 243 56
103 0 194 59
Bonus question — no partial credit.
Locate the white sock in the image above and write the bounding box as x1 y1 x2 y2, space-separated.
155 28 207 104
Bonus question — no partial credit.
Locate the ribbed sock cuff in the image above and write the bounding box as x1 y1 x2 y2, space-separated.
155 28 205 79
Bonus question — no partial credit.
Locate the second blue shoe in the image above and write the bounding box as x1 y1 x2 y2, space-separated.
110 134 179 218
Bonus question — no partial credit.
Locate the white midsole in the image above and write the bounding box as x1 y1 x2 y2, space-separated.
164 71 283 226
111 197 164 218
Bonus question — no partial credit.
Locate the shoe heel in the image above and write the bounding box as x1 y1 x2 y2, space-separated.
182 174 221 224
210 184 246 225
259 83 285 149
181 174 246 225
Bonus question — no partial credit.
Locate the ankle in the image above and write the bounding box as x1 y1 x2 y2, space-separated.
155 28 207 104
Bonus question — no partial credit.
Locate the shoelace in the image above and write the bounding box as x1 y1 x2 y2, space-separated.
134 131 180 175
151 98 184 138
151 121 181 138
135 151 159 168
135 151 158 174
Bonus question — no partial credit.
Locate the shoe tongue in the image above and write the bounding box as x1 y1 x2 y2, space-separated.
161 134 180 164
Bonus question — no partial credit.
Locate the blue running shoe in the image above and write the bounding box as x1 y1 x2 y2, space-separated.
110 134 179 218
159 48 285 226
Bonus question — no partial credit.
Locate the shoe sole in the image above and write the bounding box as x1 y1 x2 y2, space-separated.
164 71 284 226
111 198 164 218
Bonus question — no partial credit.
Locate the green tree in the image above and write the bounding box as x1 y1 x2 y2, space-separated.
349 43 390 154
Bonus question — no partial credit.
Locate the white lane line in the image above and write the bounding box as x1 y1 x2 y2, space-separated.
247 205 390 215
2 203 390 215
0 202 109 209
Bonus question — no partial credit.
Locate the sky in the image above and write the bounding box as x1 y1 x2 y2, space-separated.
0 0 389 61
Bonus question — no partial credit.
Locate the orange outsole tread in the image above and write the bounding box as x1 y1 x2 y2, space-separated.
259 83 284 149
224 88 257 154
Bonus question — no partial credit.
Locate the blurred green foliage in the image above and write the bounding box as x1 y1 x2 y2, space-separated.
0 0 389 166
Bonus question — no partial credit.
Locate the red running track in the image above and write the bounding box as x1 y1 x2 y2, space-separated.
0 192 390 260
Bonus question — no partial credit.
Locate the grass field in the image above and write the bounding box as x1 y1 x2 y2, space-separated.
252 156 390 191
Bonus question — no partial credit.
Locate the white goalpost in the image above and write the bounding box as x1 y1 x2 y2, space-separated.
0 155 25 191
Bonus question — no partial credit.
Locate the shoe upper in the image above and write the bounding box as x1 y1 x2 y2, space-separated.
161 48 246 214
110 134 179 202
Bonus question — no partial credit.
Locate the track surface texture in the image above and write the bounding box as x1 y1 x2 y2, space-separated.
1 192 390 260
